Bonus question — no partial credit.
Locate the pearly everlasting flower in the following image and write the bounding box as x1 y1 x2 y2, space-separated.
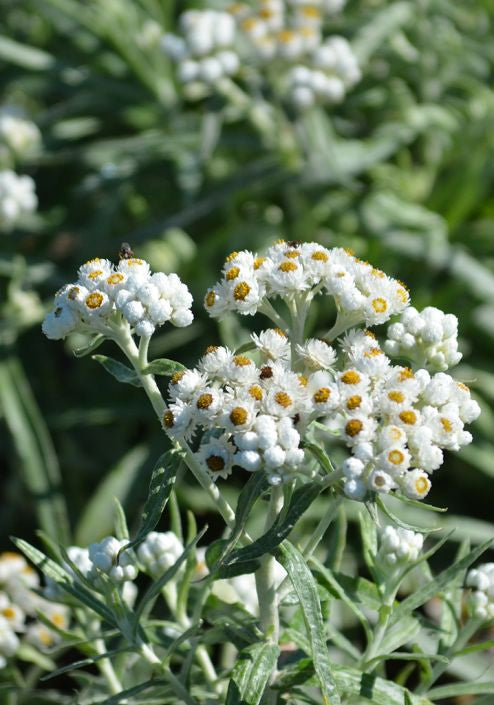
137 532 184 577
0 616 19 668
0 108 40 160
378 526 424 566
42 255 193 341
466 564 494 621
88 537 138 586
0 170 37 231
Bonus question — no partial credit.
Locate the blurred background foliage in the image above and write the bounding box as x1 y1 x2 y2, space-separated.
1 0 494 574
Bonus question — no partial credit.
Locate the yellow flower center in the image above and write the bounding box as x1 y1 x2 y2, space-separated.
254 257 266 270
88 269 103 280
196 393 214 410
2 607 15 619
230 407 248 426
298 375 308 387
301 6 321 17
233 282 251 301
284 250 300 259
225 251 239 263
107 272 124 285
68 286 80 300
277 30 295 43
51 613 66 628
313 388 330 404
226 266 240 281
206 455 226 472
415 475 430 495
126 258 144 267
249 385 263 401
278 260 298 273
364 347 382 358
371 268 386 279
399 410 417 425
163 411 174 428
388 449 404 465
341 370 361 385
204 345 218 355
399 368 414 381
274 327 286 337
85 292 104 310
440 417 453 433
311 250 328 262
457 382 470 392
372 297 388 313
346 395 362 410
345 419 363 437
171 371 185 385
233 355 252 367
274 392 293 408
205 290 216 307
388 390 405 403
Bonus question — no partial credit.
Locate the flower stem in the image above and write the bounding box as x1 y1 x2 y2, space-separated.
255 486 284 642
94 637 124 695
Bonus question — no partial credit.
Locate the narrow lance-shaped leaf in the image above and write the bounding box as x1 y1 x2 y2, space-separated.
12 538 116 625
279 541 341 705
222 483 321 571
143 359 186 376
123 449 182 554
226 641 280 705
92 354 142 387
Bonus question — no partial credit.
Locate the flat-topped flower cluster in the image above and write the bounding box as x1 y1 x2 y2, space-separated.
42 256 193 340
42 240 480 503
162 0 360 108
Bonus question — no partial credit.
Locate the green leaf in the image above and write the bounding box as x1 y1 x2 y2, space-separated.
143 359 186 376
234 341 257 355
226 641 280 705
123 449 181 554
209 473 269 574
16 643 55 671
0 35 54 69
73 334 105 357
41 648 131 681
332 665 433 705
366 652 449 667
75 445 148 546
377 496 440 534
303 441 337 475
0 357 70 543
454 638 494 657
113 498 129 540
93 678 168 705
280 541 341 705
389 538 494 626
12 538 116 625
378 615 421 654
428 682 494 700
311 560 373 641
92 354 142 387
394 494 448 513
223 483 321 570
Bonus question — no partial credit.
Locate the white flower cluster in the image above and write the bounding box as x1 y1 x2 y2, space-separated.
466 564 494 621
163 1 360 109
0 552 68 667
162 10 239 85
205 242 410 324
88 537 138 586
385 306 462 372
42 256 193 340
137 531 184 578
0 169 37 232
198 241 479 498
0 108 40 161
378 526 423 567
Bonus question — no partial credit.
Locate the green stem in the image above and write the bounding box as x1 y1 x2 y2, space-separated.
255 486 284 643
360 585 397 670
94 637 123 695
113 323 240 530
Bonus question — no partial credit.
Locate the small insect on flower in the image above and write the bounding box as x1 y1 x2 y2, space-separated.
119 242 135 260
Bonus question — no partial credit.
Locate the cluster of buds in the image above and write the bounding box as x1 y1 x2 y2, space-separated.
162 10 239 86
466 564 494 621
378 526 424 567
137 532 184 578
0 170 37 233
162 0 360 109
42 255 193 340
385 307 462 372
0 552 68 667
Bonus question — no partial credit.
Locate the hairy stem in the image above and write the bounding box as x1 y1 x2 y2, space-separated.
94 637 124 695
